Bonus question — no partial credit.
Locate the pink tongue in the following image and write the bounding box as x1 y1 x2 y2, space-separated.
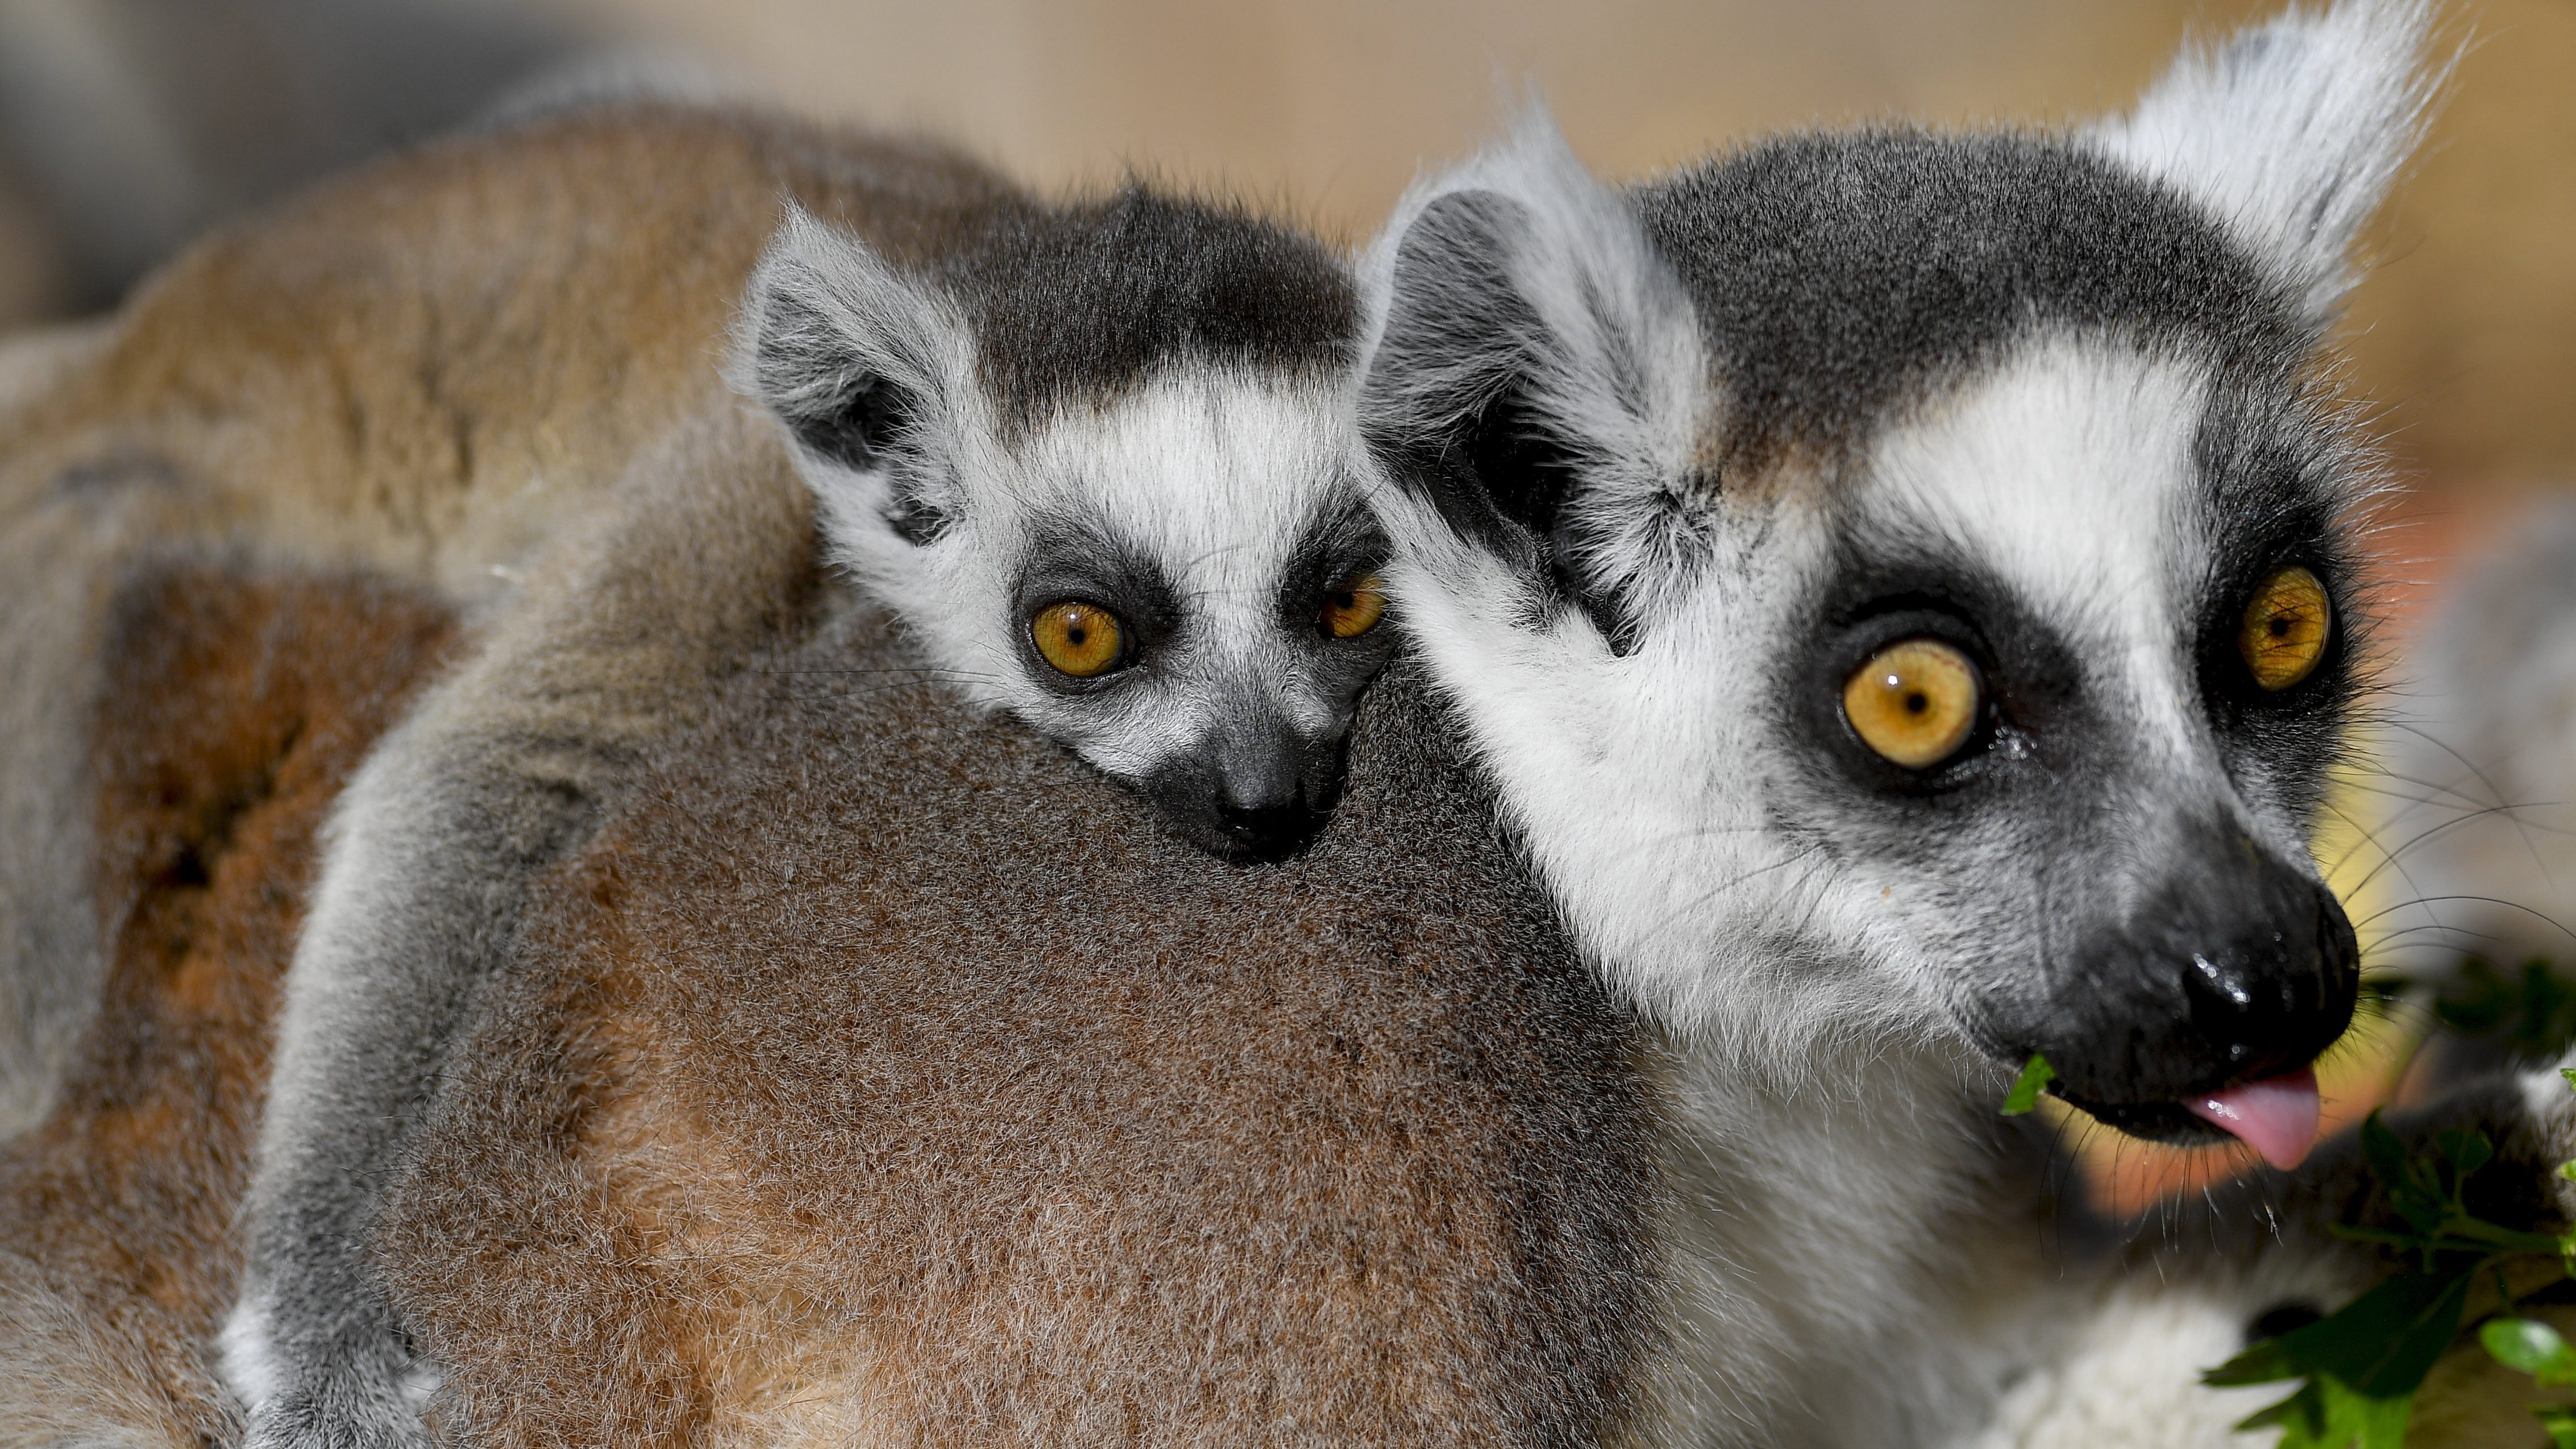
2184 1068 2321 1170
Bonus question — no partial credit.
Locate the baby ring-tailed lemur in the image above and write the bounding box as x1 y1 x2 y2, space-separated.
750 202 1395 860
1351 1 2553 1442
222 182 1390 1444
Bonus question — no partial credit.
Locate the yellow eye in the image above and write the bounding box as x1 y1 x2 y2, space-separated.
1031 601 1125 678
1843 638 1981 770
1320 571 1386 640
2238 565 2331 691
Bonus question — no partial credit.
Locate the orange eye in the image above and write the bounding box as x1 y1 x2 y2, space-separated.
1030 601 1125 678
1319 571 1387 640
2238 566 2330 691
1843 638 1981 770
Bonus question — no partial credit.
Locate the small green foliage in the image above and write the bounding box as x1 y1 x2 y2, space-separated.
2209 1064 2576 1448
2235 1375 2415 1449
2208 1105 2576 1446
1999 1053 2054 1115
2479 1318 2576 1387
2208 1268 2475 1404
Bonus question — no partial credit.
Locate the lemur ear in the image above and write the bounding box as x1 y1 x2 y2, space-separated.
2090 0 2444 326
741 204 973 544
1357 109 1707 654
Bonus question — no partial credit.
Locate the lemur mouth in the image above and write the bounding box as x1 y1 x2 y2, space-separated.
2052 1068 2321 1170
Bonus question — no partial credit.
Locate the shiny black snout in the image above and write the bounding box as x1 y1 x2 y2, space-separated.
1144 726 1349 862
2031 823 2359 1129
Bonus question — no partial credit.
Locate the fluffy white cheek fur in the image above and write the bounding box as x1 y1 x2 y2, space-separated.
1378 484 1917 1070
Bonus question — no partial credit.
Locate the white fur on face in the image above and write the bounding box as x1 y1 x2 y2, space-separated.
808 371 1367 786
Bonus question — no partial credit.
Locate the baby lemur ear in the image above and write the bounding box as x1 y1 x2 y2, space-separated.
1357 109 1707 654
2089 0 2445 329
741 203 975 545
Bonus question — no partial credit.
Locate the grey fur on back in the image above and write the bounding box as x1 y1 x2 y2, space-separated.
372 574 1669 1443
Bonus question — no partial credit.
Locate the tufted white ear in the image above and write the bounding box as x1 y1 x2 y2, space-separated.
1357 107 1709 652
2090 0 2445 326
737 203 980 555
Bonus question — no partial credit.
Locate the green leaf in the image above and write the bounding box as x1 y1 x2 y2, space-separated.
2562 1066 2576 1093
1999 1053 2055 1115
2205 1269 2475 1400
2360 1112 2449 1238
2236 1378 2414 1449
2538 1405 2576 1449
2483 1317 2576 1386
2438 1128 2494 1182
2237 1382 2327 1442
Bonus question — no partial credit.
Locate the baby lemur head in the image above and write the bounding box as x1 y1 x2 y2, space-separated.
1359 0 2436 1162
744 194 1393 861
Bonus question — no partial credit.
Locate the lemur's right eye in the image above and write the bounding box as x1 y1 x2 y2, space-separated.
1320 572 1386 640
1031 601 1127 678
2238 566 2330 691
1843 638 1981 770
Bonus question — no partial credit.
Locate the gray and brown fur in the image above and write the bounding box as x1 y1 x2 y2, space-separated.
118 408 1667 1444
371 579 1667 1447
0 99 1029 1135
161 97 1382 1441
0 566 455 1446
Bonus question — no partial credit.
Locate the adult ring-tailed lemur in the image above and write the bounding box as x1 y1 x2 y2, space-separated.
1356 0 2574 1441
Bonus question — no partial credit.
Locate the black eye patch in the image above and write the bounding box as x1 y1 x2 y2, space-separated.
1012 522 1183 693
1780 540 2087 802
1275 497 1391 623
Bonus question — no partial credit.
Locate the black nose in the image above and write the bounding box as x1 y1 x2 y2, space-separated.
2037 823 2360 1109
2174 883 2359 1082
1142 729 1350 863
1215 795 1329 860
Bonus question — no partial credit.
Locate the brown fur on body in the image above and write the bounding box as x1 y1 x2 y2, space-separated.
0 99 1029 1132
0 568 455 1444
375 581 1669 1446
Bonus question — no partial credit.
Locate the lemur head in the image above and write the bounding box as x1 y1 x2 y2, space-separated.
743 193 1394 861
1359 0 2437 1160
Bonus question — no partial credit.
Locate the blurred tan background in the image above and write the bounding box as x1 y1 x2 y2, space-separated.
0 0 2567 517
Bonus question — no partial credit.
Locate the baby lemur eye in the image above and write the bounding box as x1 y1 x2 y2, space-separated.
2238 565 2331 691
1030 600 1128 679
1843 638 1981 770
1319 571 1387 640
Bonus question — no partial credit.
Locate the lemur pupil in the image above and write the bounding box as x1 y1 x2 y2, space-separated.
1905 692 1928 714
1067 625 1088 646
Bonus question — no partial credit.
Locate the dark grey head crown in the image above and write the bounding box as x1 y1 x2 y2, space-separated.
940 188 1360 421
1636 128 2309 469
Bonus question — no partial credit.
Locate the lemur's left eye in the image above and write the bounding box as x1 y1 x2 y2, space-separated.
1319 572 1386 640
1843 638 1981 770
1031 601 1127 678
2238 566 2331 691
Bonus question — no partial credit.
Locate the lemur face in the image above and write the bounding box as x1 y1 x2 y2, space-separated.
1764 334 2365 1146
1360 0 2430 1162
746 201 1390 861
920 377 1394 861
